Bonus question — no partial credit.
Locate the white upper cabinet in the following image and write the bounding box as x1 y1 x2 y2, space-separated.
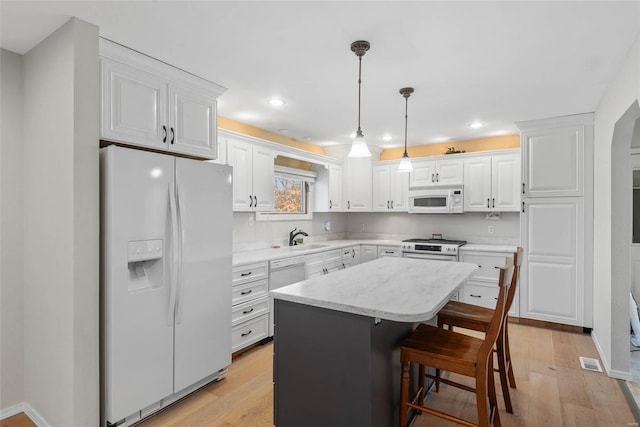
227 138 274 212
169 85 218 158
372 162 409 211
410 157 463 187
314 162 344 212
100 39 225 160
464 152 520 212
518 115 591 197
345 157 372 211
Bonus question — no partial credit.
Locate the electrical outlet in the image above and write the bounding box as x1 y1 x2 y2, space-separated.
487 225 495 234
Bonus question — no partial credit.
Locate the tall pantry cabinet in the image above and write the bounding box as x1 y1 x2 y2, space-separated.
516 113 594 328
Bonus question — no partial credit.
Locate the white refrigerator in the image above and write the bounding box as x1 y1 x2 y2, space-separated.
101 146 232 425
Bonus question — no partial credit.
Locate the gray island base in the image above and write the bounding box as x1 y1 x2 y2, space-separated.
271 258 478 427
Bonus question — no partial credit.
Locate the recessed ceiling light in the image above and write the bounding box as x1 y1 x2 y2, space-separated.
382 134 392 141
268 98 285 107
468 121 485 129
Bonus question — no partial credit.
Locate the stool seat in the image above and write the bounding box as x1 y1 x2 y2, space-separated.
401 324 483 377
437 301 493 331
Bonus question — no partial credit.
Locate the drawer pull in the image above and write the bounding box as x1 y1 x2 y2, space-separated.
241 330 252 337
242 308 254 314
241 290 253 295
469 294 482 298
240 272 253 277
385 251 394 254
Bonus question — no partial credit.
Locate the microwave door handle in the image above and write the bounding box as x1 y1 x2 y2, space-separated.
448 192 453 212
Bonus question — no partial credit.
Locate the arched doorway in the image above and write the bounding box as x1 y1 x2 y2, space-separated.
611 101 640 382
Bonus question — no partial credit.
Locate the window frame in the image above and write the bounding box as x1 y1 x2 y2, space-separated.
255 166 316 221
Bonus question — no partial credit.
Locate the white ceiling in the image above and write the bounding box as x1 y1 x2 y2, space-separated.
2 1 640 149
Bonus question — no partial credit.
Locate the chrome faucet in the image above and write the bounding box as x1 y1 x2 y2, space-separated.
289 228 309 246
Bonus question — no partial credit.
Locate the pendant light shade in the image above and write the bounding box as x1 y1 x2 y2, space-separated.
348 40 371 158
397 87 414 172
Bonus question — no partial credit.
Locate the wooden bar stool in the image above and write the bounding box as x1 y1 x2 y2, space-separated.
434 247 522 414
399 259 514 427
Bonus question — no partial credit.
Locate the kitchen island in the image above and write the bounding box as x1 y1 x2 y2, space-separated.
270 257 478 427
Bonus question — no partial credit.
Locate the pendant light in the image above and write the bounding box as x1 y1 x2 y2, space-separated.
397 87 414 172
348 40 371 158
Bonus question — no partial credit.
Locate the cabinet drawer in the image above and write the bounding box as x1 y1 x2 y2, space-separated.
232 262 268 286
324 249 342 264
304 253 325 269
459 253 509 283
231 278 268 305
231 296 269 327
461 284 499 309
378 246 401 257
232 314 269 352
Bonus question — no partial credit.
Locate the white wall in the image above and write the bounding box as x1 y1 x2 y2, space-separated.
0 49 25 410
593 34 640 376
21 18 99 425
345 212 520 244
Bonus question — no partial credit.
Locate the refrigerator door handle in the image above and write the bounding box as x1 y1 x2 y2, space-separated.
175 183 185 324
168 183 179 326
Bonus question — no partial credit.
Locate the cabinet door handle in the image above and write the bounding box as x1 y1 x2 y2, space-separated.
522 183 525 194
492 198 495 208
329 200 332 209
352 249 355 257
163 125 167 143
436 173 439 182
241 289 253 295
487 198 490 208
469 294 481 298
387 200 390 209
522 201 525 213
254 195 258 206
249 195 254 207
240 271 252 277
348 201 350 209
390 200 394 209
342 263 346 269
241 330 252 337
243 308 254 315
431 173 435 182
170 127 175 144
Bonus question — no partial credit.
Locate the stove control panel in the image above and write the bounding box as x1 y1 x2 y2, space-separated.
401 242 460 254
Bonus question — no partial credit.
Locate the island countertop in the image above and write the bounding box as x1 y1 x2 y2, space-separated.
270 257 478 323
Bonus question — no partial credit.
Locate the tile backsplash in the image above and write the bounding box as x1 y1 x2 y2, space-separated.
233 211 520 251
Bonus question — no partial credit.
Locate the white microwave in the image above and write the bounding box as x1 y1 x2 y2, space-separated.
408 186 464 214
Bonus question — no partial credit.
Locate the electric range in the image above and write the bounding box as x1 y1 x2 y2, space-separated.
400 237 467 261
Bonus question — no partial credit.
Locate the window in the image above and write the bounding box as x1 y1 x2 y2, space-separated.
256 165 315 221
274 175 307 213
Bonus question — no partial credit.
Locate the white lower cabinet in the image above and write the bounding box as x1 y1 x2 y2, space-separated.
378 246 402 258
341 245 361 269
520 197 584 326
459 250 518 317
360 245 378 263
304 249 343 278
231 262 269 352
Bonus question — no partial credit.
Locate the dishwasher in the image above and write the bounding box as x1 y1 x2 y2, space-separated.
269 256 306 337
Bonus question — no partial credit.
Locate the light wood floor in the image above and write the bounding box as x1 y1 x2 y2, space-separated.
1 323 636 427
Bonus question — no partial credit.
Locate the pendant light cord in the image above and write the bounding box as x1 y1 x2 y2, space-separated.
404 95 409 155
357 55 363 136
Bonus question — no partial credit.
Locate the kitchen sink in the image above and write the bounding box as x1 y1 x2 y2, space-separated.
289 244 328 250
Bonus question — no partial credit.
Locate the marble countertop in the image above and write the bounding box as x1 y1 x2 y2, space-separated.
232 239 402 266
270 257 478 322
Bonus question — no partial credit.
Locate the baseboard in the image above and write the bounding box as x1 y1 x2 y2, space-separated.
0 402 49 427
610 369 634 381
0 402 25 419
591 330 613 376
